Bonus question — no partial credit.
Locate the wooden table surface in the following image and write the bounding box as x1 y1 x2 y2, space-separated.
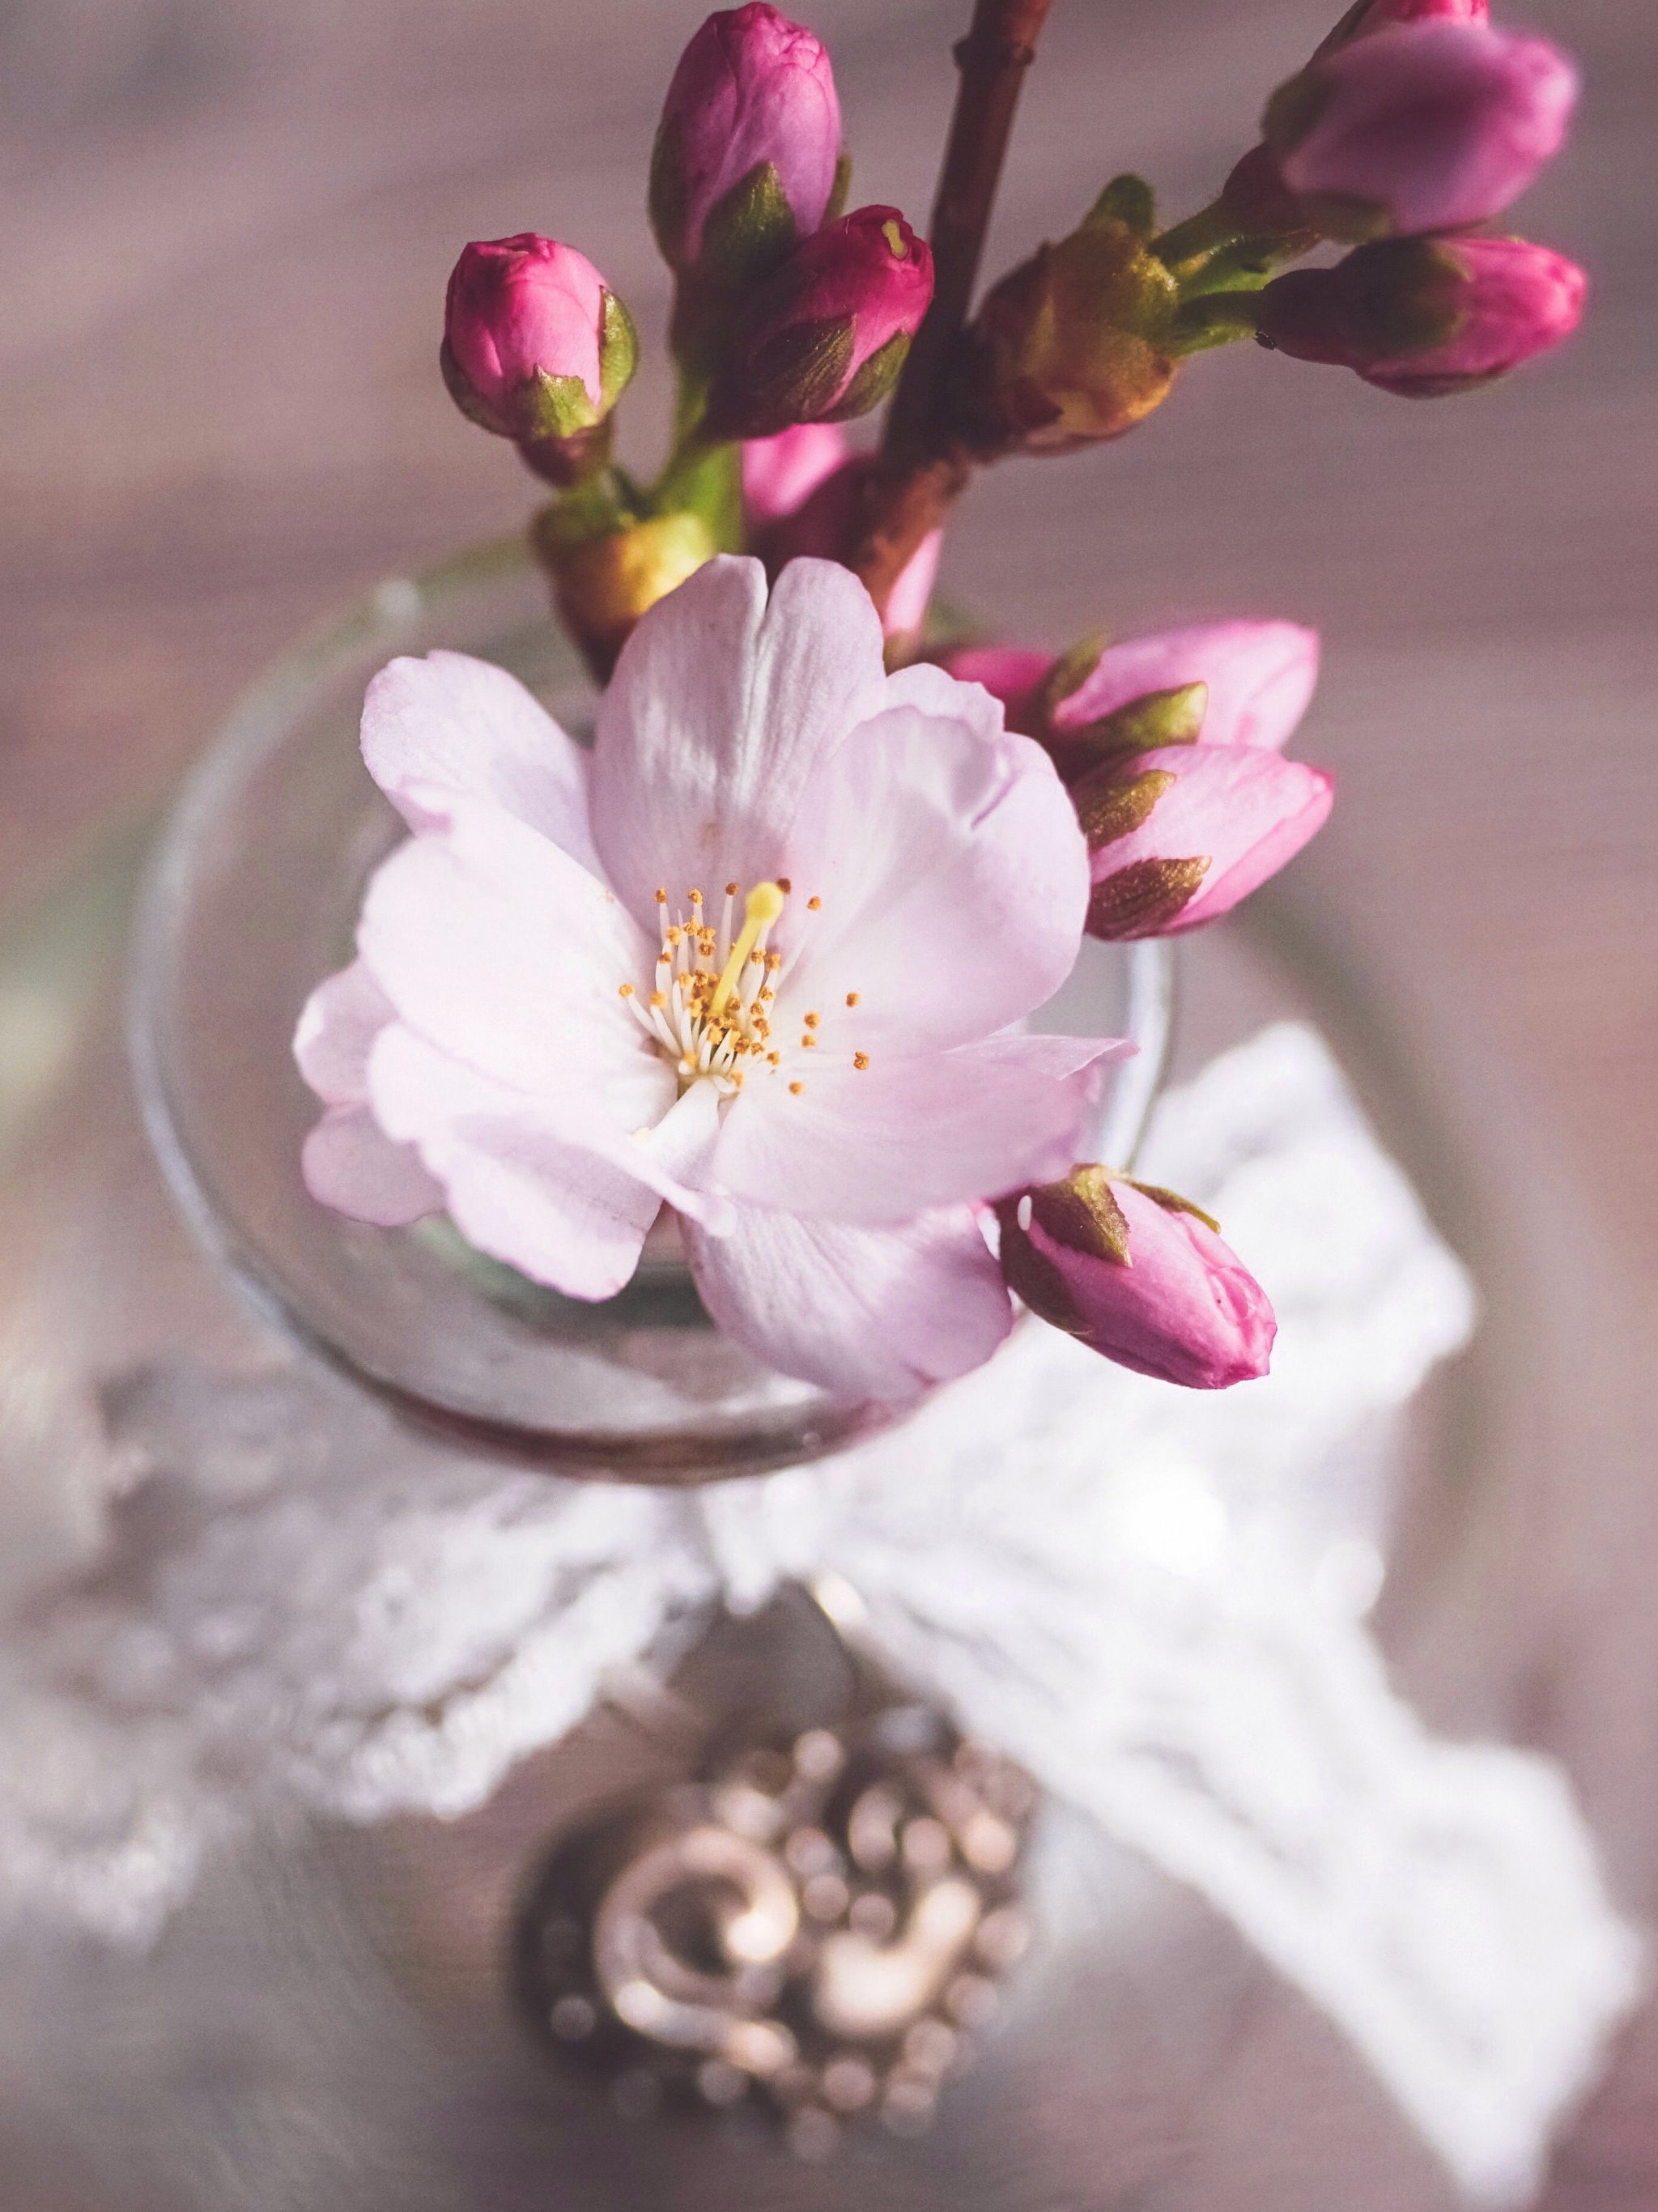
2 0 1656 2202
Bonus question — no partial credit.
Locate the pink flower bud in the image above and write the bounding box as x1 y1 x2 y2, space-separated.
1260 233 1587 395
950 620 1320 774
1318 0 1488 55
442 235 637 464
712 206 933 438
1074 742 1333 940
1265 21 1579 241
740 421 849 525
996 1168 1275 1389
962 193 1180 455
946 647 1056 735
650 3 843 283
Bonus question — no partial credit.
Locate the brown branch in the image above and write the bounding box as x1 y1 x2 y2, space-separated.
845 0 1056 614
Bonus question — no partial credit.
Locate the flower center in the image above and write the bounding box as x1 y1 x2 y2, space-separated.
620 879 792 1095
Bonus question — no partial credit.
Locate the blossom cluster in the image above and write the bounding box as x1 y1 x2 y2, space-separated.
295 0 1585 1406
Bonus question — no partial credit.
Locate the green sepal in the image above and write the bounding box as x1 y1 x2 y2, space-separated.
1085 854 1209 938
1261 71 1333 158
597 290 640 410
825 147 852 224
1029 1165 1133 1266
1353 240 1472 354
1069 682 1210 758
1037 632 1108 724
1072 766 1177 853
1295 189 1393 245
1171 292 1265 355
523 368 602 440
698 159 799 288
531 470 635 558
825 329 910 422
648 116 691 267
1087 174 1157 242
653 438 744 552
440 337 507 434
733 313 857 435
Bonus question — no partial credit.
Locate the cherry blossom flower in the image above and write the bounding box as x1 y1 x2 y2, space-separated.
295 556 1128 1400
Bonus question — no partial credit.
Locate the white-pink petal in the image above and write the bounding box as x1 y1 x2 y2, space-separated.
683 1203 1013 1399
293 959 397 1105
357 789 664 1123
709 1032 1128 1224
365 1022 717 1231
300 1103 443 1227
778 692 1090 1053
589 556 889 929
360 650 599 866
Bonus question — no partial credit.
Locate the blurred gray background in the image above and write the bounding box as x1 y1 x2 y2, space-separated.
1 0 1656 2201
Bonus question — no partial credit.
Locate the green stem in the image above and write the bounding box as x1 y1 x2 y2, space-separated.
1169 291 1265 355
653 432 744 552
1151 198 1246 277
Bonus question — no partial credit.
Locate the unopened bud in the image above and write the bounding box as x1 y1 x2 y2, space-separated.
996 1168 1275 1389
1317 0 1489 58
959 186 1180 456
1263 21 1579 243
1259 234 1587 395
951 619 1320 775
711 206 933 439
1074 742 1333 940
537 512 716 683
740 421 849 526
442 235 637 483
650 3 844 287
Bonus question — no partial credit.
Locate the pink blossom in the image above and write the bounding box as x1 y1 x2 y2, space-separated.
1076 742 1334 940
443 236 631 440
997 1170 1275 1389
741 422 850 525
1267 21 1579 240
650 4 842 277
949 619 1320 764
295 557 1129 1401
1260 233 1588 395
714 207 934 437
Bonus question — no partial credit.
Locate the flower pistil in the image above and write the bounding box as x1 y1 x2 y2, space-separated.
623 876 843 1095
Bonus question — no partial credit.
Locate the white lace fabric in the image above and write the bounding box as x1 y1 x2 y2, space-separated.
0 1023 1638 2203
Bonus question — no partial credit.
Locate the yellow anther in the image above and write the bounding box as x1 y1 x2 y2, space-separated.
767 1051 781 1066
725 879 740 897
690 887 704 905
853 1051 869 1071
649 991 666 1009
803 1011 819 1029
845 991 860 1007
709 881 787 1019
618 983 635 998
655 887 668 904
801 1035 818 1049
789 1080 804 1095
807 895 822 912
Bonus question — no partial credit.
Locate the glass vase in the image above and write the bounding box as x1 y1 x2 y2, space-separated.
124 538 1174 1484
